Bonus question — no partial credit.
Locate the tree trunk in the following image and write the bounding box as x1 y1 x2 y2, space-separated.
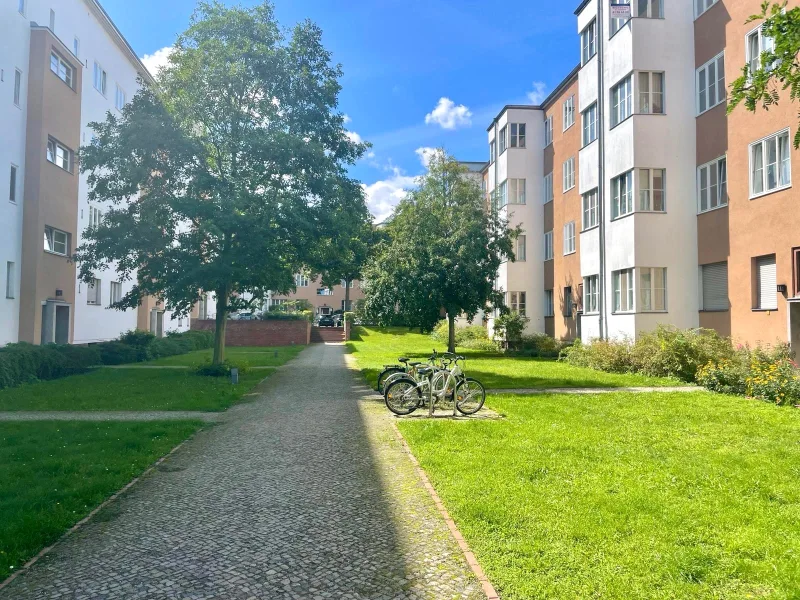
212 289 228 365
344 280 351 313
448 312 456 353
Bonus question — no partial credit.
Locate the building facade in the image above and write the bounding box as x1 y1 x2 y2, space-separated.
485 0 800 350
268 275 365 318
2 0 188 346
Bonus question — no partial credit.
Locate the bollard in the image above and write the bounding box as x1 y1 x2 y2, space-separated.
230 367 239 384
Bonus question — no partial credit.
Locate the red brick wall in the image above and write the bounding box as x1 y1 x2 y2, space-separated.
191 319 310 346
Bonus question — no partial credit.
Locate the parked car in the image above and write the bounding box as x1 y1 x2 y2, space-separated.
318 315 335 327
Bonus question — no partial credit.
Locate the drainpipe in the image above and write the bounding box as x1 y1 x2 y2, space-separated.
596 0 608 340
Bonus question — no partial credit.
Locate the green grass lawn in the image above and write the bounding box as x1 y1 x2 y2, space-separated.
142 345 306 367
0 420 202 580
399 392 800 599
348 327 678 389
0 369 265 412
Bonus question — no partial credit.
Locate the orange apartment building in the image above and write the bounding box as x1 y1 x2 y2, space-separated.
268 275 364 317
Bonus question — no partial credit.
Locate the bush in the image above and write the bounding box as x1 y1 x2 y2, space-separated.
628 326 735 381
0 343 97 389
696 357 749 396
431 321 494 349
511 334 571 358
745 348 800 406
260 312 309 321
560 338 635 373
95 341 149 365
194 360 250 377
493 312 529 342
119 329 156 349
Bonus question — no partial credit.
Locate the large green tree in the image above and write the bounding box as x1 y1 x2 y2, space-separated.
76 1 367 364
361 151 518 353
729 1 800 146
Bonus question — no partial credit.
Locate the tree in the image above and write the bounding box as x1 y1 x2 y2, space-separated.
728 1 800 147
361 151 519 353
76 1 367 364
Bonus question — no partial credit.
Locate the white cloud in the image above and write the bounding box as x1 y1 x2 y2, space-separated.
141 46 174 77
424 97 472 130
414 147 438 168
343 114 352 124
345 130 363 144
527 81 548 104
362 168 417 223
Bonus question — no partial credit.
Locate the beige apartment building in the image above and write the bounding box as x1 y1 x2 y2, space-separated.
269 275 364 317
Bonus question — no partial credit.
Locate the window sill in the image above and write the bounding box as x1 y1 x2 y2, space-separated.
697 203 728 216
580 139 597 151
611 311 635 315
563 123 574 133
609 113 634 131
610 212 634 222
43 250 69 258
544 258 554 262
581 225 599 233
583 311 599 316
563 251 576 256
752 307 779 312
750 184 792 201
87 303 102 307
563 185 576 193
699 309 729 313
641 310 669 314
696 101 726 118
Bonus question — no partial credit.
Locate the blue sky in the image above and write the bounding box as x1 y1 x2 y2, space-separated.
102 0 580 220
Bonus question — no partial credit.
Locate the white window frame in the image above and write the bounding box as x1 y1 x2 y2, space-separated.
498 180 508 209
9 164 18 203
44 226 69 256
510 291 527 315
510 123 526 148
563 221 576 255
88 206 103 228
50 52 74 88
563 157 576 192
611 170 634 219
563 96 575 131
13 69 22 107
582 103 597 147
695 0 718 18
582 189 599 230
115 84 126 111
698 156 727 213
6 262 16 299
637 71 664 115
544 231 554 261
316 288 333 296
638 168 666 212
639 267 667 312
87 278 101 306
581 19 597 65
544 115 553 147
508 178 526 205
93 62 107 96
749 128 791 198
755 254 778 310
543 172 553 204
46 138 73 173
544 290 554 318
612 268 635 313
611 75 632 127
516 235 526 262
696 52 725 115
110 281 122 304
636 0 664 18
489 139 496 164
499 126 508 154
583 275 599 314
295 273 309 287
746 24 775 77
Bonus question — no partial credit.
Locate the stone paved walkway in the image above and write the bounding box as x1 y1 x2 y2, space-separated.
1 344 484 600
0 411 223 422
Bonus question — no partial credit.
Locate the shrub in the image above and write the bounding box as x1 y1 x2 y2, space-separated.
95 341 148 365
194 360 250 377
431 321 493 349
261 312 308 321
512 334 571 358
696 357 749 396
51 344 102 369
493 312 529 342
0 343 97 389
745 346 800 406
628 326 735 381
119 329 156 349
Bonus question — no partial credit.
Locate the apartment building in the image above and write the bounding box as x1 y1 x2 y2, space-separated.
485 0 800 350
268 275 365 317
2 0 188 346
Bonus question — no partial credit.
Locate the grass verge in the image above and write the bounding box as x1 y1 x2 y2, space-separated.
142 345 306 367
347 327 679 389
398 392 800 599
0 420 203 580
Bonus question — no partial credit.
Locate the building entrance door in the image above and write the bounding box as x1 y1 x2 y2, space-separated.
55 305 70 344
790 301 800 356
150 310 165 338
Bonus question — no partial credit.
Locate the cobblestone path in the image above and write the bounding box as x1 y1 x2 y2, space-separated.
1 344 484 600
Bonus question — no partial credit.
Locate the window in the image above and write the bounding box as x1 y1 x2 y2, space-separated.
499 126 508 154
563 157 576 192
73 37 80 58
316 288 333 296
46 138 73 173
698 156 727 213
14 69 22 107
610 1 631 35
516 235 526 261
639 267 667 311
87 278 101 305
544 290 554 317
563 96 575 130
489 139 496 164
50 52 73 88
544 231 554 261
612 268 634 312
563 222 576 255
18 0 25 16
510 291 527 315
9 165 18 203
510 123 526 148
611 170 633 218
697 53 725 115
497 180 508 209
544 116 553 147
563 287 574 317
6 262 15 299
584 275 599 313
93 62 107 95
294 273 309 287
88 206 103 227
508 179 526 204
700 262 728 311
696 0 718 18
115 85 126 111
582 103 597 146
582 189 599 230
794 248 800 297
746 25 775 76
638 72 664 114
341 279 355 288
44 226 69 255
638 168 665 212
751 129 791 197
581 19 597 65
611 75 632 127
543 172 553 204
637 0 663 18
755 255 777 310
110 281 122 304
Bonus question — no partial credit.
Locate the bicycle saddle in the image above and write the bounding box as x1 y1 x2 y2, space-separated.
398 357 409 363
417 366 433 376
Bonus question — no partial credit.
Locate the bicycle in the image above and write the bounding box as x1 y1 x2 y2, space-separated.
376 357 417 394
381 350 440 394
384 352 485 416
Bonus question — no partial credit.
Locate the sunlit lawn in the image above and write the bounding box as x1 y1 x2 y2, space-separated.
142 345 306 367
0 420 203 580
347 326 679 389
399 392 800 599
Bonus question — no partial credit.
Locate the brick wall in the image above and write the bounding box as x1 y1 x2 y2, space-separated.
191 319 310 346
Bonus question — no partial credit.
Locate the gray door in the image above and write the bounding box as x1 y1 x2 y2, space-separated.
791 302 800 356
55 305 70 344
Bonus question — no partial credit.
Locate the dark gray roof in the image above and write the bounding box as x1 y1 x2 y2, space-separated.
575 0 592 15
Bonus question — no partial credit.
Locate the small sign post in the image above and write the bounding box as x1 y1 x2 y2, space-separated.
609 3 631 19
230 368 239 384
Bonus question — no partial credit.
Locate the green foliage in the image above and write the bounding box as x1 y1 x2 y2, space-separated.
75 1 368 364
118 329 156 348
0 343 98 389
268 299 313 313
430 321 496 350
260 311 311 321
343 311 356 324
511 334 572 359
361 151 518 349
493 312 529 342
195 360 251 377
559 338 635 373
728 2 800 147
94 341 149 365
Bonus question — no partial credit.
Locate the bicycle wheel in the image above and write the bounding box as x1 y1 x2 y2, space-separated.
384 377 422 416
382 371 410 393
455 378 486 415
377 367 405 393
